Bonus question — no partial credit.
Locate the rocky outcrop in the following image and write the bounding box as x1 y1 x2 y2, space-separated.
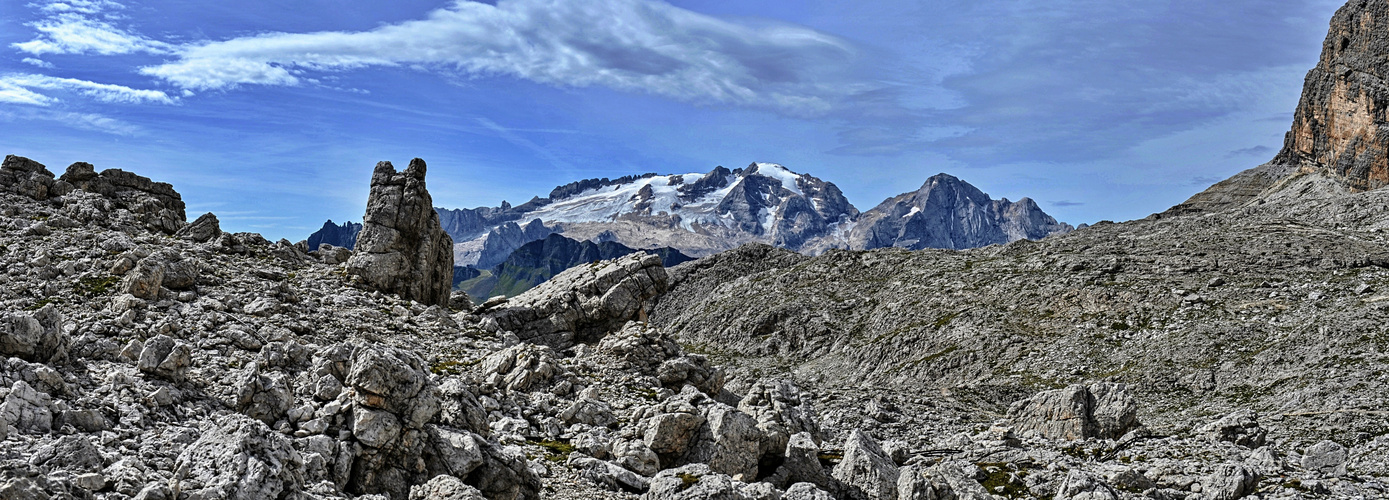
0 305 68 365
1006 383 1139 441
347 159 454 307
307 219 362 249
474 219 558 269
174 413 305 499
467 232 693 301
832 430 899 500
845 173 1071 251
58 161 187 233
482 253 668 348
176 212 222 242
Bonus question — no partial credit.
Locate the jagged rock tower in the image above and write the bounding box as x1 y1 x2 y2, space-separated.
347 158 454 306
1275 0 1389 191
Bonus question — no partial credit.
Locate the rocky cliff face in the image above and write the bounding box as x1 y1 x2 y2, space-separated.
472 219 559 269
843 173 1071 251
307 219 362 250
1167 0 1389 216
347 159 454 307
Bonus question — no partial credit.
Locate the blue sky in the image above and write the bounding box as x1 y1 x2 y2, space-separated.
0 0 1346 241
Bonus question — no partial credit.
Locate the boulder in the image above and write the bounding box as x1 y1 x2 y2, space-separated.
1006 383 1138 441
176 212 222 242
0 155 57 200
483 253 668 348
174 413 304 499
346 159 454 307
571 456 650 493
136 335 192 382
1053 470 1118 500
409 475 486 500
1199 410 1267 448
0 305 69 364
832 430 900 500
642 463 749 500
0 380 53 434
1201 463 1258 500
235 368 294 425
1302 440 1347 476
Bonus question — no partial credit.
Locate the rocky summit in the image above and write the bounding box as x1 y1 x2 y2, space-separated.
347 159 455 308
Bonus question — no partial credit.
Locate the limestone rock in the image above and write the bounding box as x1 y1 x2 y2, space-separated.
177 212 222 242
59 162 187 234
483 252 668 348
136 335 192 382
1201 463 1258 500
571 456 650 493
846 173 1071 251
832 429 900 500
1006 383 1138 441
0 305 68 364
347 158 454 307
1199 410 1267 448
235 368 294 425
642 463 749 500
175 413 304 499
0 155 57 200
1053 470 1118 500
0 380 53 434
1302 440 1348 476
409 474 486 500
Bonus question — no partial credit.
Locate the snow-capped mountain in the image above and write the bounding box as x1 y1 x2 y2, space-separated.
310 163 1070 266
437 163 859 263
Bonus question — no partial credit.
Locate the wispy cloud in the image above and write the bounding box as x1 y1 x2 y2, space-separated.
1051 200 1084 207
138 0 861 115
13 12 172 56
0 106 141 135
0 73 175 105
21 58 54 68
1224 145 1274 159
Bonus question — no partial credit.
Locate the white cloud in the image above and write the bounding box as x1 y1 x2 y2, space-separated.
21 58 54 68
0 106 141 135
13 12 170 56
139 0 861 115
0 73 175 105
33 0 125 15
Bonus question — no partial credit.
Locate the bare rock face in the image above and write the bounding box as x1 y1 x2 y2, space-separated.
0 305 68 365
174 413 305 499
59 161 187 233
347 159 454 307
0 155 56 200
1276 0 1389 191
482 253 668 348
1005 383 1139 441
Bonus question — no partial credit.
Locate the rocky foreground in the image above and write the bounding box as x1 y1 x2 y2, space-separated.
1 140 1387 500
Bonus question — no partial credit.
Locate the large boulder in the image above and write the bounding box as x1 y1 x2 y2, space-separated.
832 430 900 500
177 212 222 242
1006 383 1138 441
0 305 68 364
0 155 56 200
174 413 305 500
346 159 454 307
483 253 668 348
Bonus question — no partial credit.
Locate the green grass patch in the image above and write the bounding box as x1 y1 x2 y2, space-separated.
24 297 61 311
75 275 121 296
676 472 700 491
976 463 1029 499
529 439 575 463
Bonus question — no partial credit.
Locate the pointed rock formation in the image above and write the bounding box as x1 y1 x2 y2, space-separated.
347 159 454 306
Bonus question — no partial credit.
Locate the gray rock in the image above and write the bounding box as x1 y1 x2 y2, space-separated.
0 305 68 364
483 252 668 348
644 411 705 456
782 432 832 490
572 456 650 493
1 380 53 434
177 212 222 242
30 434 102 472
832 429 899 500
1302 440 1347 476
1199 410 1267 448
408 475 485 500
235 368 294 425
346 158 454 307
642 463 748 500
1053 470 1118 500
136 335 191 382
785 482 835 500
0 155 56 200
174 413 304 500
1006 383 1138 441
1201 463 1258 500
845 173 1070 251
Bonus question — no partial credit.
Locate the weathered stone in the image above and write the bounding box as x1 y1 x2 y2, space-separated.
136 335 191 381
235 368 294 425
1054 470 1118 500
642 463 747 500
1302 440 1348 476
175 413 304 500
572 456 650 493
1199 410 1267 448
60 162 187 233
1201 463 1258 500
832 429 900 500
483 253 668 348
408 474 486 500
0 305 68 364
347 158 454 307
1 380 53 434
1006 383 1138 441
177 212 222 242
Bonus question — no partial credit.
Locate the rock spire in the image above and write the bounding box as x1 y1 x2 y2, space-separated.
347 158 454 306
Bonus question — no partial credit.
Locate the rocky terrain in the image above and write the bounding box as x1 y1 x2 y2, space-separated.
8 1 1389 499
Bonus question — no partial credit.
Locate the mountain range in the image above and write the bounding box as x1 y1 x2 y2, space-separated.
309 164 1071 269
